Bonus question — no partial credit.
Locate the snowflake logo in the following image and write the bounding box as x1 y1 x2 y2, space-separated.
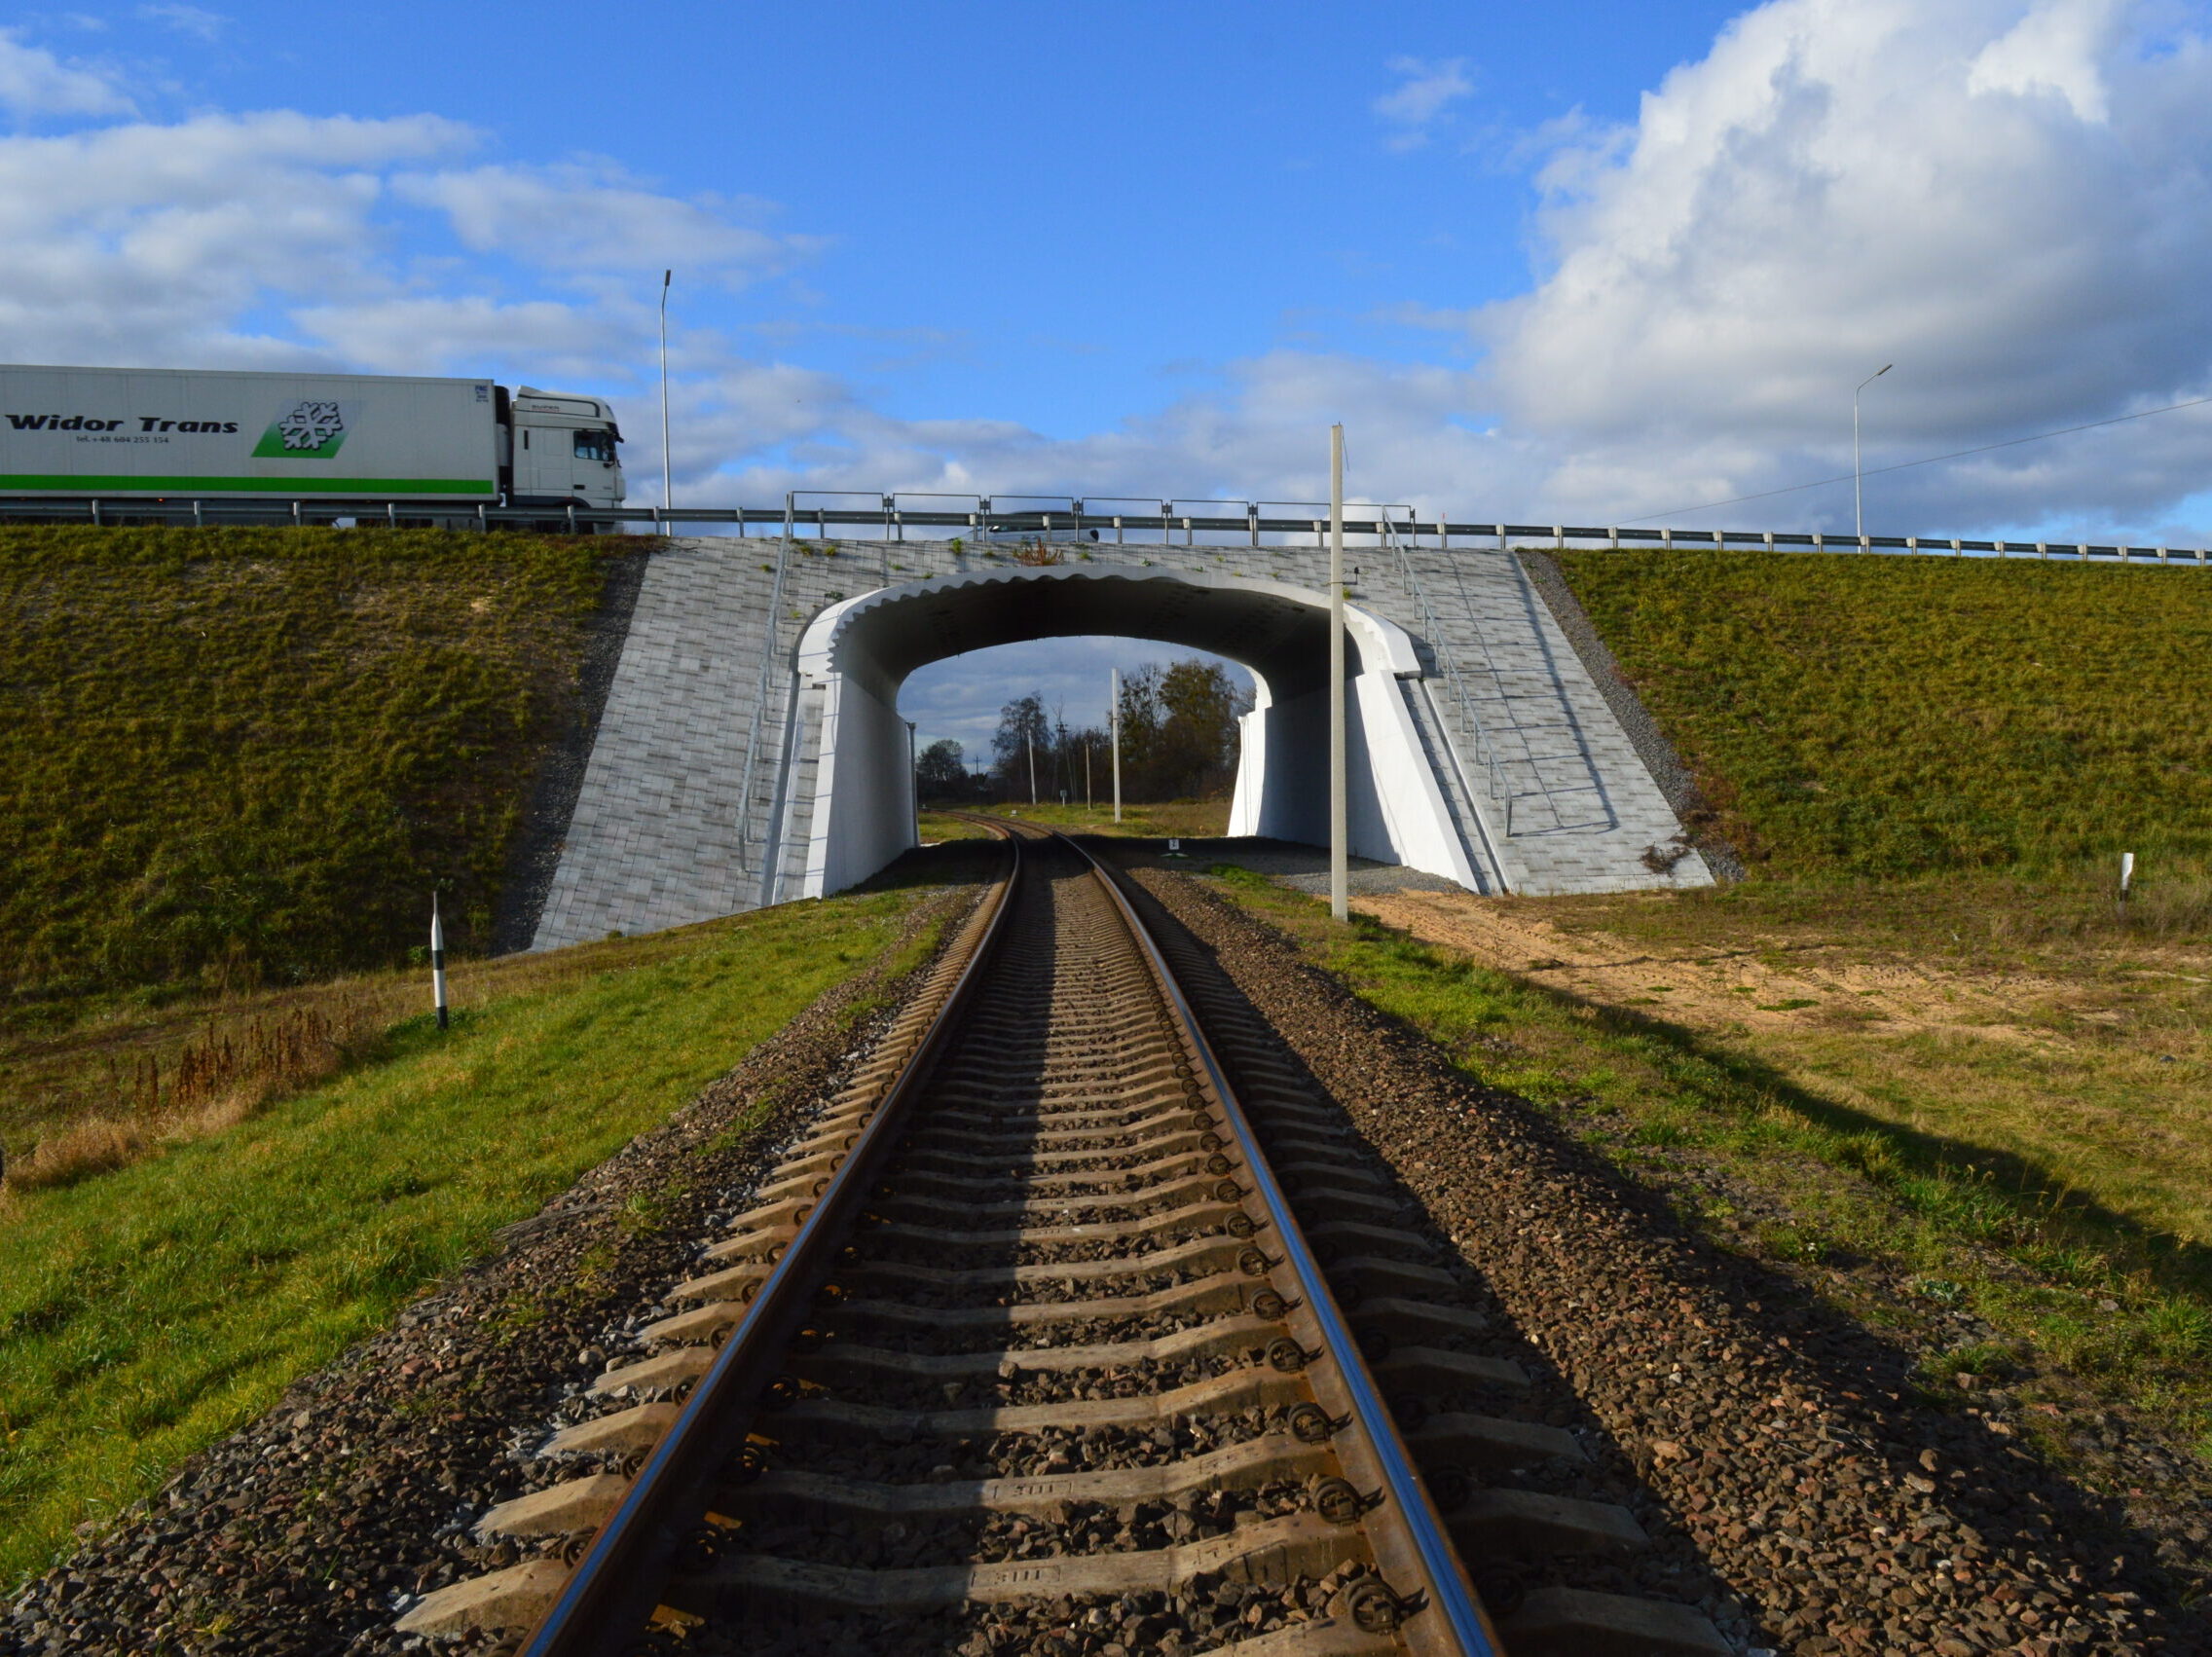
276 401 345 452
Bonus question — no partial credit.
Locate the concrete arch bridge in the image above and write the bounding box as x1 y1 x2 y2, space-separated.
529 535 1708 951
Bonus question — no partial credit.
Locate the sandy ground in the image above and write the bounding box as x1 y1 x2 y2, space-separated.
1348 889 2082 1049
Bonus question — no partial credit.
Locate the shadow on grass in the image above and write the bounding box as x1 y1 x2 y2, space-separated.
1446 937 2212 1309
1117 874 2206 1639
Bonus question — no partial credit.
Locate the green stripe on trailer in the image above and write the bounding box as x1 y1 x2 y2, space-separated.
0 475 496 495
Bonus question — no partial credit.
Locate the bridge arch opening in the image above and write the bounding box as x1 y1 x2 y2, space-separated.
789 563 1493 898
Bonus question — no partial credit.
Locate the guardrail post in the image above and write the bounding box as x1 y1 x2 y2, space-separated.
784 492 795 545
1114 515 1124 544
1662 527 1673 549
1764 531 1774 551
1248 505 1259 548
886 495 902 541
192 500 203 529
1813 532 1824 553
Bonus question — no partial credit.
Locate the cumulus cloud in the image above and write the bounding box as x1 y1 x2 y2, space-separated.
393 164 816 289
0 112 473 365
0 26 131 118
1477 0 2212 534
1373 55 1472 150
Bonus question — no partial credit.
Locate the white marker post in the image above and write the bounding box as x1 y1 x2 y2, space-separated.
1110 668 1124 825
1328 423 1348 923
2120 850 2135 919
430 894 449 1031
1026 730 1038 805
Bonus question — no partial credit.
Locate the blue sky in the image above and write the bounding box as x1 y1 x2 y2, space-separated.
8 0 2212 755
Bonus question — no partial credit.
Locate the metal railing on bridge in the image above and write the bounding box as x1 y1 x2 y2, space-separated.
13 490 2208 568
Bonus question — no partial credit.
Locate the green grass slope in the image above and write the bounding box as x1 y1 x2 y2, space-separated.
0 887 935 1590
1554 552 2212 878
0 528 614 1013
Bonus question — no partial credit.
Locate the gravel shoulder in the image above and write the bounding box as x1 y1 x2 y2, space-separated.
1 879 984 1657
1117 864 2209 1657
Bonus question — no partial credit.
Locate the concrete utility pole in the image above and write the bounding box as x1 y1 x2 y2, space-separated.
659 270 675 520
1110 668 1123 824
1085 740 1092 810
1854 363 1891 541
1329 423 1348 923
1026 729 1037 805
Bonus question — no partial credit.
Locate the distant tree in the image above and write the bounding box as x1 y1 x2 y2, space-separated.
914 738 969 803
1114 659 1250 800
990 690 1051 802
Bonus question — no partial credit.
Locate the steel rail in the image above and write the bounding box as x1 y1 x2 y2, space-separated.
1054 830 1501 1657
514 829 1022 1657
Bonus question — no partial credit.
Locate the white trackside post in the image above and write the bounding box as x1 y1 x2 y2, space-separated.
430 894 449 1031
1027 730 1037 805
1110 668 1123 825
1329 423 1348 923
2120 851 2135 919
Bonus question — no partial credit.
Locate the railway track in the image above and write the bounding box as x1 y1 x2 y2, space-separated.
395 825 1728 1656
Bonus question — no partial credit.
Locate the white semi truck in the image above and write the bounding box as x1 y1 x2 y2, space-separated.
0 364 625 517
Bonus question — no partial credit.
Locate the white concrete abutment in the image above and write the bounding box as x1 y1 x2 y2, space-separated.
795 564 1484 899
529 534 1709 952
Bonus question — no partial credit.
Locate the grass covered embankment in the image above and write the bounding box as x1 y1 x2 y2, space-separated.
0 885 938 1591
1269 551 2212 1476
0 527 617 1017
1204 863 2212 1505
919 799 1231 842
1552 550 2212 881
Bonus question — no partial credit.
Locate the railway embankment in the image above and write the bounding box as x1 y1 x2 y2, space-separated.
1121 861 2206 1652
0 526 636 1023
0 877 962 1610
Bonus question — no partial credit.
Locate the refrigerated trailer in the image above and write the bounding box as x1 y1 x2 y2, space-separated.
0 365 626 517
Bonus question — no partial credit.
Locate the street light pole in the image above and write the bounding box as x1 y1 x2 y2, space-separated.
1854 363 1891 542
658 270 674 521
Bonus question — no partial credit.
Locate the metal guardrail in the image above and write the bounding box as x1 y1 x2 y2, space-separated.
9 490 2206 566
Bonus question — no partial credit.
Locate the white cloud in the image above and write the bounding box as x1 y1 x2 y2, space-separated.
0 26 131 118
1475 0 2212 534
0 112 472 365
1373 55 1472 150
394 163 816 289
137 4 229 42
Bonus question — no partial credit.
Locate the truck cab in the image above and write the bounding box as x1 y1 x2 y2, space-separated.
500 387 625 509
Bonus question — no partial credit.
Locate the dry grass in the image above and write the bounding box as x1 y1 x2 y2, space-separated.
0 915 809 1192
1207 864 2212 1463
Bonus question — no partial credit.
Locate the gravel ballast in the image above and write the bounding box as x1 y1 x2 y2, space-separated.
1122 864 2208 1656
